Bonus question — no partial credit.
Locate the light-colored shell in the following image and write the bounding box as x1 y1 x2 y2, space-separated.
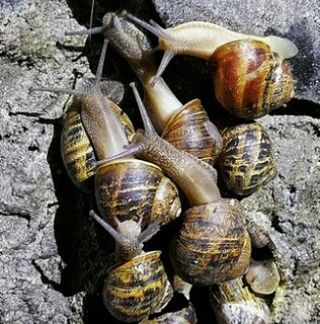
210 277 270 324
95 159 182 230
103 251 173 322
219 122 277 195
170 199 250 285
162 99 223 165
61 97 135 189
141 304 197 323
245 259 280 295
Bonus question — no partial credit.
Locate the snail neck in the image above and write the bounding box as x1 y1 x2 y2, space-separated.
81 89 131 160
137 131 221 205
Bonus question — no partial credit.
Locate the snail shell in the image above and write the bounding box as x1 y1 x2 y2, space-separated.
61 96 135 189
211 40 294 119
162 99 223 165
245 259 280 295
141 304 197 323
170 199 251 285
103 250 173 322
210 277 270 324
219 122 277 196
95 159 181 230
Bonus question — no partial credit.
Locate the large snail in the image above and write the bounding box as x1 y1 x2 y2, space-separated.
66 12 223 165
121 12 297 119
31 40 181 232
97 82 251 286
219 122 277 195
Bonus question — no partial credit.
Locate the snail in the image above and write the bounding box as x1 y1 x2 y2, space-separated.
140 304 197 323
96 82 251 286
30 39 181 231
90 209 173 322
245 259 281 295
122 12 297 119
210 277 271 324
66 12 223 165
219 122 277 195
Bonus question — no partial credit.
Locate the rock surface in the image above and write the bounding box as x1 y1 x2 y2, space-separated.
0 0 319 323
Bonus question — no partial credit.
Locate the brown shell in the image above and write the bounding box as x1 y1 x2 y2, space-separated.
219 122 277 196
211 39 294 119
170 199 250 286
210 278 270 324
143 304 197 324
161 99 223 165
95 159 181 229
61 98 135 189
103 251 173 322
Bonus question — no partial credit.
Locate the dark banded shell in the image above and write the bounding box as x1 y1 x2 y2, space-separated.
61 98 135 189
211 39 294 119
170 199 250 286
103 251 173 322
210 278 270 324
161 99 223 165
95 159 181 229
219 122 277 196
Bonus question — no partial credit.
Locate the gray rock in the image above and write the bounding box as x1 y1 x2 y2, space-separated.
0 0 319 323
152 0 320 104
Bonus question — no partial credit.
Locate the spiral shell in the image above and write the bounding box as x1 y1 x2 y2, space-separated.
61 98 135 189
219 122 277 195
103 251 173 322
170 199 250 285
95 159 181 229
162 99 223 165
210 278 270 324
142 304 197 323
211 39 294 119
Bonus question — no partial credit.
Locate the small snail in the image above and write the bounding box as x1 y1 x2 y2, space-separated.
31 40 181 230
90 210 173 322
245 259 281 295
104 250 173 322
140 304 197 324
122 12 297 119
66 12 223 165
219 122 277 195
210 277 271 324
97 82 251 286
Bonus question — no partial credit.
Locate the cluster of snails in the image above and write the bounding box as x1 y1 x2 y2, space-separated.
31 9 297 323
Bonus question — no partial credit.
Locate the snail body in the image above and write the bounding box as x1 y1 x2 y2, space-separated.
98 83 251 285
219 122 277 195
122 13 296 119
103 250 173 322
67 12 223 165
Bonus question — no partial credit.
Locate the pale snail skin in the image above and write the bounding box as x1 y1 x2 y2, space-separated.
31 40 181 260
66 12 223 165
97 82 252 286
125 11 298 85
210 277 271 324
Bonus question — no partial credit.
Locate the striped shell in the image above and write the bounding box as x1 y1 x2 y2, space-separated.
211 39 294 119
219 122 277 195
95 159 181 229
103 251 173 322
210 278 270 324
161 99 223 165
170 199 251 286
61 98 135 189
